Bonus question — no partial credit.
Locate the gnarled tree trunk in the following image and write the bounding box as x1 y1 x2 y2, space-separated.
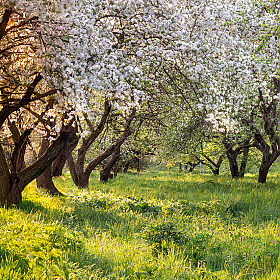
199 153 224 176
99 109 136 182
179 162 182 173
254 134 280 183
185 162 200 173
67 100 111 188
223 138 251 179
68 106 136 187
0 122 78 206
226 149 240 178
36 139 63 196
100 147 121 182
123 161 130 173
239 147 249 178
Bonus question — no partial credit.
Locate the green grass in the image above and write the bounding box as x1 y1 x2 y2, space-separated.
0 170 280 279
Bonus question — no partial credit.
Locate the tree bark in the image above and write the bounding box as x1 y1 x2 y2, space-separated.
239 147 249 178
100 147 121 182
36 139 64 196
99 109 136 182
137 157 141 174
123 161 130 173
257 145 279 183
0 74 43 128
0 144 10 207
67 100 111 188
67 154 79 186
198 153 224 176
212 167 219 175
11 128 32 174
68 106 136 188
226 150 240 178
68 144 116 188
0 9 12 41
223 138 250 179
244 84 280 183
0 122 78 206
51 125 79 177
186 162 199 173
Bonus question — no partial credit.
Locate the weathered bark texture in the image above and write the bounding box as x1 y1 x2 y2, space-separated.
36 139 63 196
67 100 112 188
253 131 279 183
11 128 32 175
226 148 239 178
0 122 78 206
0 74 43 127
0 144 10 206
223 138 250 179
99 109 136 182
0 9 12 40
68 104 136 187
51 126 79 177
249 83 280 183
0 8 65 206
100 147 121 182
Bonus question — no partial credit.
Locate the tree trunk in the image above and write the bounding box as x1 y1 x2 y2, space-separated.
123 161 130 173
137 157 141 174
226 150 240 179
100 147 120 182
36 139 64 196
223 138 251 179
77 144 116 188
51 148 72 177
67 154 79 186
188 163 197 173
69 107 136 188
51 124 79 177
0 122 78 206
198 153 224 176
239 147 249 178
179 162 182 173
0 144 11 207
76 173 91 189
258 148 279 183
258 163 270 184
212 167 219 175
67 99 111 188
112 161 123 177
186 162 199 173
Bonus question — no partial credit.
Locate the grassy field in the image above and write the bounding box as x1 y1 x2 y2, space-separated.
0 170 280 279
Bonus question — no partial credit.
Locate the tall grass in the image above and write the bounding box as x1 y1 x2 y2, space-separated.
0 170 279 279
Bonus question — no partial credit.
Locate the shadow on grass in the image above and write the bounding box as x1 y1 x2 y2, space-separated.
0 246 31 280
17 198 127 278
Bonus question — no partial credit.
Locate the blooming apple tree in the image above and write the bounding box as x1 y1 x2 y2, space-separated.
147 0 280 182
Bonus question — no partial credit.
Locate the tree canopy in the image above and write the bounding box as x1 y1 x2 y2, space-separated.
1 0 280 205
